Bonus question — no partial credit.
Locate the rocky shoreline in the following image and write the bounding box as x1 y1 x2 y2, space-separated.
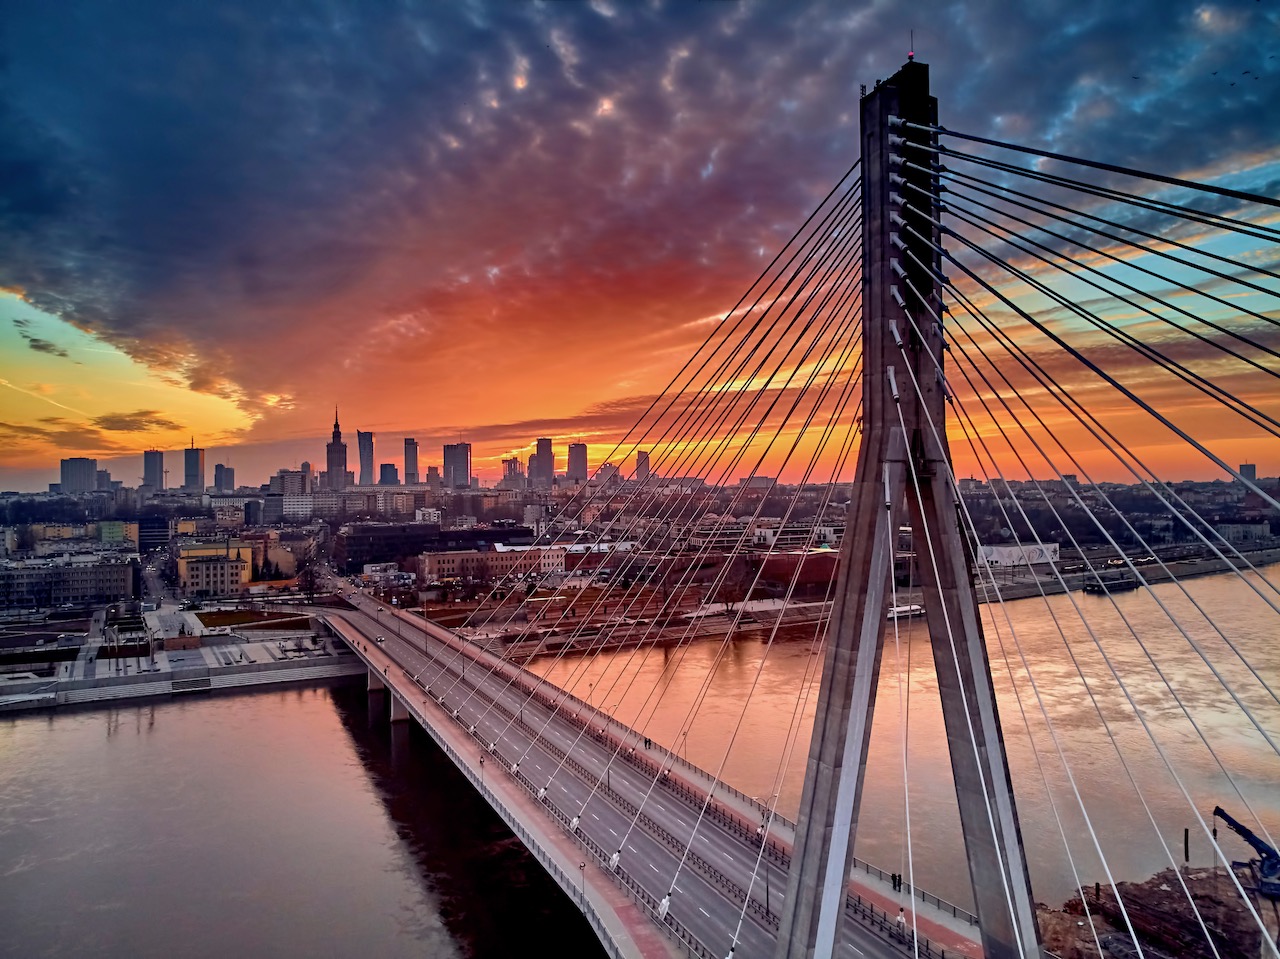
1038 866 1277 958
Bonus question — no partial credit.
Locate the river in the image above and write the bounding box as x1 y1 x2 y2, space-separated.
528 568 1280 911
2 569 1276 954
0 682 606 959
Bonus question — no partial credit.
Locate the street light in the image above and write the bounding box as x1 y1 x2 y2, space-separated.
578 861 586 901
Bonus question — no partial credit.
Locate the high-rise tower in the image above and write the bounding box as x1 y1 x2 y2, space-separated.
567 443 588 484
60 457 97 494
183 440 205 492
143 449 165 490
534 437 554 488
404 438 419 484
442 442 471 489
326 408 349 490
357 430 374 486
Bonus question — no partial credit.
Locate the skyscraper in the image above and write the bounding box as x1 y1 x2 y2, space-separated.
378 463 399 485
357 430 375 486
1240 463 1258 482
214 464 235 492
534 437 554 488
326 408 349 490
442 442 471 489
183 441 205 492
636 450 650 482
404 438 419 484
567 443 588 484
60 457 98 494
143 449 165 489
501 457 525 489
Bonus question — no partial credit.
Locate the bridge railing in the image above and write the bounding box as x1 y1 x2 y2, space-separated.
399 686 709 959
504 648 980 928
373 616 978 955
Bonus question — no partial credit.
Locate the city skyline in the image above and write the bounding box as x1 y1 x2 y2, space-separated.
2 2 1278 492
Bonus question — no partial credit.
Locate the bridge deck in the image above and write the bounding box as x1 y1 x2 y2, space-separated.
329 597 984 959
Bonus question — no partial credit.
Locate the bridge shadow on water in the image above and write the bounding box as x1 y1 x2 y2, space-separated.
329 681 608 959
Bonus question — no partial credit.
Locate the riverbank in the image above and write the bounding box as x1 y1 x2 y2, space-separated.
1038 865 1277 958
483 548 1280 661
0 632 365 713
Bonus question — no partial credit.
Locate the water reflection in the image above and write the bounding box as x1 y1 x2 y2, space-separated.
0 682 605 959
330 683 606 959
530 571 1280 909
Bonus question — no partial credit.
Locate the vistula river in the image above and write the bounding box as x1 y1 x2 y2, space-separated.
529 568 1280 910
0 682 606 959
2 570 1277 955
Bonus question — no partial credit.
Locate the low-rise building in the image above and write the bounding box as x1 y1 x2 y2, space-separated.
419 546 565 582
0 554 136 607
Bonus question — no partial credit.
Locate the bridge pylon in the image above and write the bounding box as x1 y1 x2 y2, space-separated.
774 60 1042 959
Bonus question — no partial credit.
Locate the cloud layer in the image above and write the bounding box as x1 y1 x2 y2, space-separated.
0 0 1276 487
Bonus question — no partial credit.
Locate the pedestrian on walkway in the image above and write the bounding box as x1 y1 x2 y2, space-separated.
897 907 905 934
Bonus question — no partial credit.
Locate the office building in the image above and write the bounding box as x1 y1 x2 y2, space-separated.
183 442 206 492
1240 463 1258 482
214 464 235 492
270 469 309 495
443 443 471 489
567 443 588 484
379 463 400 485
143 449 165 490
60 457 98 494
534 437 554 488
326 409 349 490
96 469 113 491
404 438 419 484
358 430 375 486
636 450 650 482
499 457 525 490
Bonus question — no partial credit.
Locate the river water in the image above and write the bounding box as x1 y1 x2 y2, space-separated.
2 570 1276 955
0 683 606 959
529 568 1280 911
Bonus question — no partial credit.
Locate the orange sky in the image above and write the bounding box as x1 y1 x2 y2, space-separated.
1 3 1277 492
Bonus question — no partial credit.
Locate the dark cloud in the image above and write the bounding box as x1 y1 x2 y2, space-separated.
12 317 70 356
0 417 132 454
0 0 1274 461
25 337 68 357
91 410 184 432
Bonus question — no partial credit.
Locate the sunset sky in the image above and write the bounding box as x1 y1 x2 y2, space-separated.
1 1 1277 492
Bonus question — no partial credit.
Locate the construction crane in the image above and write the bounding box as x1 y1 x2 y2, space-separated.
1213 805 1280 899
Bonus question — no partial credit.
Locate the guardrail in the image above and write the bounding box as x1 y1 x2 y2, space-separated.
396 688 706 959
353 610 979 955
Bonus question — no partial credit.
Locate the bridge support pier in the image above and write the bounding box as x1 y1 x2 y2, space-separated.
389 693 410 722
775 59 1041 959
367 667 386 692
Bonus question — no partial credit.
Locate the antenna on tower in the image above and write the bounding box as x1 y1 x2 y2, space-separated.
908 29 915 61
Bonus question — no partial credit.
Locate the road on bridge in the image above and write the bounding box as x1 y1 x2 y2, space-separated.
330 581 948 959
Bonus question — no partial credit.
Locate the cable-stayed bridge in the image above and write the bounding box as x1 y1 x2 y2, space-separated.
328 59 1279 959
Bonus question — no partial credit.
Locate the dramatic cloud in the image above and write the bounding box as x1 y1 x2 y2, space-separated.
0 1 1275 487
91 410 185 433
25 338 68 357
12 318 69 357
